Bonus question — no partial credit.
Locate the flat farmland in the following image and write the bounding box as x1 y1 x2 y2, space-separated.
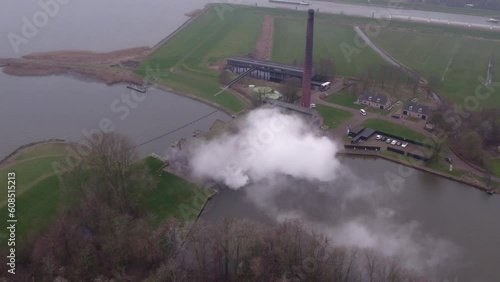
371 28 500 108
272 17 389 77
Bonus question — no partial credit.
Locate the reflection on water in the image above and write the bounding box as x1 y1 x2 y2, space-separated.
0 72 230 159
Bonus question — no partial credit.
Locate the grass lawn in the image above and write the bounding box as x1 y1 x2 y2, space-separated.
361 118 427 141
15 143 66 161
0 146 214 251
0 175 60 247
140 156 215 226
324 90 364 109
366 107 390 115
487 158 500 177
316 104 354 129
370 28 500 108
272 18 389 77
380 150 426 166
136 4 265 113
427 159 467 178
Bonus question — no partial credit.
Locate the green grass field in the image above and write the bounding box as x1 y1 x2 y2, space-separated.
140 156 214 226
487 158 500 176
316 104 354 129
272 17 389 77
370 28 500 108
324 91 364 109
0 144 213 250
361 118 426 141
15 143 66 161
137 5 265 113
138 4 396 113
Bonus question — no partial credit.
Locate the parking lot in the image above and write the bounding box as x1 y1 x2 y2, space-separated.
355 133 433 156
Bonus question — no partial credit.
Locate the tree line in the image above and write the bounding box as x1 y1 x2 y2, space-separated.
0 133 431 281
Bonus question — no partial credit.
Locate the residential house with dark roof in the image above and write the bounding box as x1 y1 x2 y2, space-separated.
357 91 391 110
402 102 430 120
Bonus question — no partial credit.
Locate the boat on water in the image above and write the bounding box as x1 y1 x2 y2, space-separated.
126 84 148 93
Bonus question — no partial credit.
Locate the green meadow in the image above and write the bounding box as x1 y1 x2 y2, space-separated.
370 28 500 108
0 144 211 250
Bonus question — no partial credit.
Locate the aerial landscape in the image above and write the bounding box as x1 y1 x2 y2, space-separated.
1 0 500 281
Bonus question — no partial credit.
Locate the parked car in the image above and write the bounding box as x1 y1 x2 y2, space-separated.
375 134 382 140
401 142 408 148
391 114 400 119
445 157 453 163
397 141 402 146
310 103 316 109
381 136 387 141
391 140 397 145
360 109 367 116
386 138 392 144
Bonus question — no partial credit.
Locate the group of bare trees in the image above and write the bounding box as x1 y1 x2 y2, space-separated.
3 133 429 281
149 218 427 282
429 107 500 168
23 133 168 280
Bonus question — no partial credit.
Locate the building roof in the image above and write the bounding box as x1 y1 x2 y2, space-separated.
359 91 388 105
263 98 315 116
352 128 376 143
350 125 365 135
403 102 430 115
227 56 317 77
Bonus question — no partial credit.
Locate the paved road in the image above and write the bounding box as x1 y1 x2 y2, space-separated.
232 0 500 31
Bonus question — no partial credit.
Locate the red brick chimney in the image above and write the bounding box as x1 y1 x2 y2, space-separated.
301 9 315 108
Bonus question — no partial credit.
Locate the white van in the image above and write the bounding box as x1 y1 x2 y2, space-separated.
360 109 367 116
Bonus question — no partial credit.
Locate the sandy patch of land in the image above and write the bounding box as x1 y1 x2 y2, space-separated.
185 9 203 17
0 47 150 85
208 60 227 71
255 15 275 60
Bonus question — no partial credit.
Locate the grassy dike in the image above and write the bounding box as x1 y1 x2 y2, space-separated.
135 4 393 114
0 143 212 251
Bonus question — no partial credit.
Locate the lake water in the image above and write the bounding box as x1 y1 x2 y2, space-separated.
1 0 499 281
202 156 500 281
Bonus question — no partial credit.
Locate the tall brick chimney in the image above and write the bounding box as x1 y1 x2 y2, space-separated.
301 9 315 108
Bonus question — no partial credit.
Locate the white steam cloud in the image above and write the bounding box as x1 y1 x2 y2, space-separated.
187 107 461 277
189 108 341 188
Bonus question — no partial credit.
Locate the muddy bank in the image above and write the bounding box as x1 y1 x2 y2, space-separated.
23 47 150 63
2 61 143 85
0 47 150 85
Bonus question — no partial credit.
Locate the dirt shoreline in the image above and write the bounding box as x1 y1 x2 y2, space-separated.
0 47 150 85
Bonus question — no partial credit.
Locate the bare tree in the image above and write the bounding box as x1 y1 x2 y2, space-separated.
280 77 302 103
